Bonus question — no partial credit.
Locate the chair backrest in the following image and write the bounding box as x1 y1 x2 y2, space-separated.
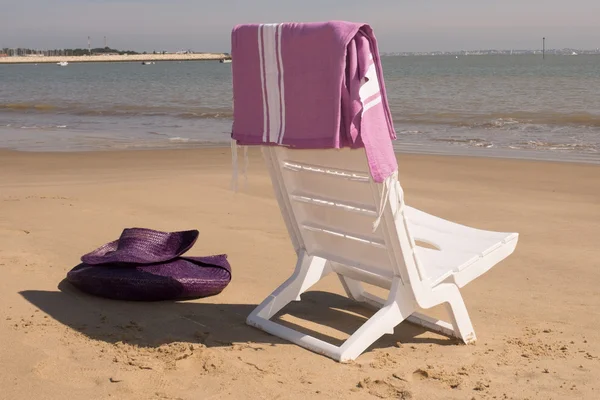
263 146 429 291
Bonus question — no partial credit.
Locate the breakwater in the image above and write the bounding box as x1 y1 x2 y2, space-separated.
0 53 230 64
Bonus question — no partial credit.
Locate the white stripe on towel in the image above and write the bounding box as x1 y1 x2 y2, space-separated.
363 95 382 112
258 23 285 144
359 63 380 102
257 25 268 142
359 58 382 115
276 24 286 144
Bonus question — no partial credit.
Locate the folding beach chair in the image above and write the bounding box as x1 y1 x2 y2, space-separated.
246 147 518 361
233 22 519 361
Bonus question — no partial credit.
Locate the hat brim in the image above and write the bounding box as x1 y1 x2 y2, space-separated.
67 255 231 301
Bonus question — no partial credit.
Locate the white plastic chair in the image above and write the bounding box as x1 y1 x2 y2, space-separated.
246 146 518 361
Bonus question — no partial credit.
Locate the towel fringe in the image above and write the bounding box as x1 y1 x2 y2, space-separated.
230 139 249 192
372 171 400 232
230 139 239 192
242 145 249 190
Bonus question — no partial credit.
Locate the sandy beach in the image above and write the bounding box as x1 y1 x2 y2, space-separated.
1 147 599 399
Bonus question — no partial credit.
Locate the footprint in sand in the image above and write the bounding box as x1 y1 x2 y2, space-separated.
355 377 412 399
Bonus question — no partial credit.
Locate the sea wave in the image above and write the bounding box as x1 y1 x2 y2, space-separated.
395 111 600 128
516 141 598 152
11 124 69 130
430 137 597 153
168 137 190 143
0 102 232 119
432 137 495 148
3 102 600 130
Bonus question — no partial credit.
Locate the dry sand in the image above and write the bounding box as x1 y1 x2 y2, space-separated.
1 147 599 400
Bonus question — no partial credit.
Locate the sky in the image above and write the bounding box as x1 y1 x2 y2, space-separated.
1 0 599 52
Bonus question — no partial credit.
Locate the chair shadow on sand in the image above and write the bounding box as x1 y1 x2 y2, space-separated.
19 278 458 354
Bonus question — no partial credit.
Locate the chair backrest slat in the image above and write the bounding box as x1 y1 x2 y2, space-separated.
265 146 426 290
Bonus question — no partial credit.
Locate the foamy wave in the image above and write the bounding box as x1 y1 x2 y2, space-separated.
4 101 600 129
432 137 495 148
169 137 190 143
510 141 599 152
396 111 600 128
399 130 423 134
14 124 67 130
0 102 233 120
486 118 520 128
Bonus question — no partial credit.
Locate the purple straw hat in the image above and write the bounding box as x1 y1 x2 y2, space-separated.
67 255 232 301
81 228 199 265
67 228 232 301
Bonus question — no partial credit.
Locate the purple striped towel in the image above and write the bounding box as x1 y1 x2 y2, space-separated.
230 21 397 183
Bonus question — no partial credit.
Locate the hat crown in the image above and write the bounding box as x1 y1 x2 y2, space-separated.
81 228 199 265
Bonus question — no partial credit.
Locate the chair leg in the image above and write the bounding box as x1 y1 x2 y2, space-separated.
444 293 476 344
338 278 415 361
405 312 455 338
338 275 394 310
248 251 329 321
248 260 475 361
248 274 416 361
339 276 477 344
413 283 477 344
337 275 366 301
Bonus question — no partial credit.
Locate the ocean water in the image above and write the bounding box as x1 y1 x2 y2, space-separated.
1 55 599 162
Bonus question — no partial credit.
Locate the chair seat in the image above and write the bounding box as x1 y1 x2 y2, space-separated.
405 206 518 287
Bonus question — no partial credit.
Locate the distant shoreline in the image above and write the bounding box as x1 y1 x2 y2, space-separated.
0 53 230 64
